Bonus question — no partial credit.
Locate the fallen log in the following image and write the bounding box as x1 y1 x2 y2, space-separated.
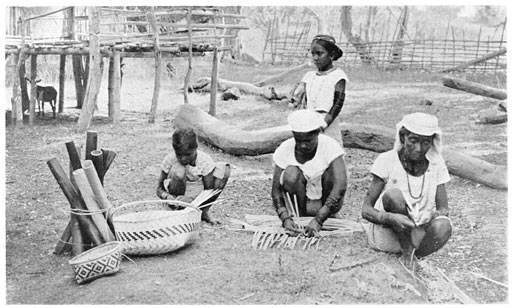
174 104 507 190
189 77 290 101
476 108 507 124
442 76 507 100
439 48 506 73
253 62 311 87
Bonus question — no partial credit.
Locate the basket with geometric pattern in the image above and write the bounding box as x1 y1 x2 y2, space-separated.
111 200 201 256
68 241 122 285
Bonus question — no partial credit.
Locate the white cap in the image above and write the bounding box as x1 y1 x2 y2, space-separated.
400 112 441 136
287 109 326 133
394 112 443 163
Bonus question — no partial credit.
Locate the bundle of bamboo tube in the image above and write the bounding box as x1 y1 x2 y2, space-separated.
50 131 117 256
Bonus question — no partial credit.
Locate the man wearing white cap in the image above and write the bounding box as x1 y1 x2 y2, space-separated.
362 112 452 267
271 109 348 237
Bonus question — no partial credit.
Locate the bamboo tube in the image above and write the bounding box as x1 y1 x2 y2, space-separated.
66 141 82 171
82 160 114 232
85 130 98 160
72 168 115 242
90 150 105 185
71 216 84 255
47 158 103 246
53 219 73 254
101 149 117 172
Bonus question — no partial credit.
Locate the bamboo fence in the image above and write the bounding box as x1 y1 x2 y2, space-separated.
265 38 506 73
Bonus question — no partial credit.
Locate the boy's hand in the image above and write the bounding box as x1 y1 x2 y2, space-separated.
175 195 194 203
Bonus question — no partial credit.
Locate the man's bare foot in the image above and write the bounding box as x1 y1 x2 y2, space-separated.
399 249 418 272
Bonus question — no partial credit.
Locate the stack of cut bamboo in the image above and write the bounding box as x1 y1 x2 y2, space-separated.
49 131 117 256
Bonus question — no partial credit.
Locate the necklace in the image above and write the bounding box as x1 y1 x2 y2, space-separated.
406 173 425 199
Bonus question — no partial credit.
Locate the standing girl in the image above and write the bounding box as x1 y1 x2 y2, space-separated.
295 34 348 146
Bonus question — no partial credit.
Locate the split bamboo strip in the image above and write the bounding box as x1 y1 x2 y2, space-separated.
72 169 115 242
437 268 478 304
47 158 103 246
191 189 222 207
471 272 508 289
293 194 300 218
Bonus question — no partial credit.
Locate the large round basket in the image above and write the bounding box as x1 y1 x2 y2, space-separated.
112 200 201 256
69 241 122 285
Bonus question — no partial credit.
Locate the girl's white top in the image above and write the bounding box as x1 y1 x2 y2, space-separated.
273 134 344 200
301 68 348 112
371 150 450 225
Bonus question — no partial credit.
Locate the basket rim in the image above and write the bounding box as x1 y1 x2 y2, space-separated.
112 199 200 216
69 241 121 265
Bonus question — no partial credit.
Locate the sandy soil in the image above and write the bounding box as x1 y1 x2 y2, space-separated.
4 60 508 304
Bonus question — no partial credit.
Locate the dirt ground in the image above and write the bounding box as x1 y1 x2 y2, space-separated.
4 59 508 304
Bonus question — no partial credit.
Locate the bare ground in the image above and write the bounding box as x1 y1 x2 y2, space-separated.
4 60 508 304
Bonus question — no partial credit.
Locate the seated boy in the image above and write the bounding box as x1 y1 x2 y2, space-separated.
156 128 230 224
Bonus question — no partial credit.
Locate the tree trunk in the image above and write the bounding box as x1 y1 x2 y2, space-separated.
29 54 37 125
209 48 219 116
72 55 84 108
389 6 409 67
77 7 102 132
111 50 121 125
148 7 161 124
174 104 507 190
58 55 66 113
341 6 373 64
442 76 507 100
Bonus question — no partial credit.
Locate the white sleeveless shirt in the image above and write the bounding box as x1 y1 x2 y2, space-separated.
301 68 348 112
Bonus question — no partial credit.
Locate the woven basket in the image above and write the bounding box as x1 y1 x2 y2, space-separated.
112 200 201 256
69 241 122 285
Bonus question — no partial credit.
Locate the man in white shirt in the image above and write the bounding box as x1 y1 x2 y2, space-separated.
271 110 348 237
362 113 452 268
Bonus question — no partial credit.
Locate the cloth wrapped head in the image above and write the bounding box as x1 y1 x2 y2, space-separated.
287 109 326 133
394 112 443 163
312 34 343 61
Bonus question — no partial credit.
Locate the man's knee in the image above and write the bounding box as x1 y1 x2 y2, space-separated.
430 217 452 241
282 166 305 192
382 188 407 213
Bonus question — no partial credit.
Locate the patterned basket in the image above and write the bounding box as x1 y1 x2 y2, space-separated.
69 241 122 285
112 200 201 256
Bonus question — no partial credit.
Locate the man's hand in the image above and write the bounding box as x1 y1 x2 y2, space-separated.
387 213 416 232
305 218 321 237
283 218 301 234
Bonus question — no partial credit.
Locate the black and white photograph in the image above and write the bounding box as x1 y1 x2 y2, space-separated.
2 2 508 305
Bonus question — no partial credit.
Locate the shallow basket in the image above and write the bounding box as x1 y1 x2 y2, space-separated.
69 241 122 285
112 200 201 256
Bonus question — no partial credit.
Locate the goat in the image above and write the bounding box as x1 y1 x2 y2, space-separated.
25 77 58 118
